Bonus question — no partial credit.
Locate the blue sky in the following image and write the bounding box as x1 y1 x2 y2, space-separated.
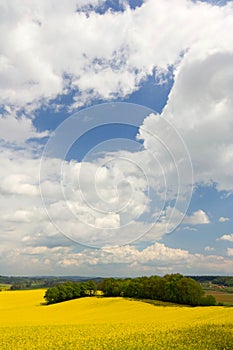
0 0 232 276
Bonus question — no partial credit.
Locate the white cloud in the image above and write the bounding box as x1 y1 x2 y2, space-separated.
139 52 233 194
11 241 233 275
0 111 49 144
0 0 233 275
103 243 190 263
1 220 233 274
0 147 41 197
1 174 39 196
1 209 32 223
217 234 233 242
95 214 120 229
219 216 230 222
183 210 210 225
1 0 233 111
162 207 210 227
21 245 70 255
181 226 198 231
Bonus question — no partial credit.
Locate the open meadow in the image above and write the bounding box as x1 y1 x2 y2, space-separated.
0 289 233 349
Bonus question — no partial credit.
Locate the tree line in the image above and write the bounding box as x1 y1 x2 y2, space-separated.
44 274 216 306
100 274 216 306
44 280 97 304
190 276 233 287
1 275 232 291
0 276 101 291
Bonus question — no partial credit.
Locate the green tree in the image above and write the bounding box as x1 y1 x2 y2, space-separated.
163 274 184 303
44 286 59 304
82 280 97 296
200 294 216 306
44 280 96 304
177 277 204 306
100 278 118 297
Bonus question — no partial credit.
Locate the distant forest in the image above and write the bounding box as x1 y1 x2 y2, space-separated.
0 274 233 291
0 275 102 290
189 276 233 286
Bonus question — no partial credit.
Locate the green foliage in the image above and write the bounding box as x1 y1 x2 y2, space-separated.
200 294 217 306
100 274 216 306
176 277 204 306
44 280 97 304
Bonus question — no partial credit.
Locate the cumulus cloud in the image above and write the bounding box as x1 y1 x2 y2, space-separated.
165 208 210 226
217 234 233 242
163 52 233 192
55 243 233 274
0 0 233 274
0 110 49 144
0 147 41 196
7 243 231 274
139 53 233 194
2 240 232 276
219 216 230 222
183 210 210 225
1 0 232 111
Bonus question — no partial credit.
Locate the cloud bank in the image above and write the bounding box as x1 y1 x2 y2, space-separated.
0 0 233 275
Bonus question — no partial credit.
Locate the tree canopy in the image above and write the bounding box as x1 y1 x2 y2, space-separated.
44 281 97 304
99 274 216 306
44 274 216 306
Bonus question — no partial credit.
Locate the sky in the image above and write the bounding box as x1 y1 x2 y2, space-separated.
0 0 232 277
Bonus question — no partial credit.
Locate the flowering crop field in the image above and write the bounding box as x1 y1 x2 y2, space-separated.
0 290 232 349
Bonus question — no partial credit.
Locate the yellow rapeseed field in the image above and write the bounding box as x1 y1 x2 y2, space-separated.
0 289 232 349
